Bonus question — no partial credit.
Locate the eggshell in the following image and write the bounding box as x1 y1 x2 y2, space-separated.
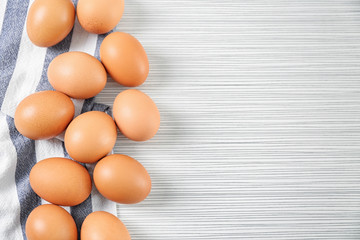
26 204 77 240
26 0 75 47
48 51 107 99
94 154 151 204
113 89 160 141
14 90 75 140
100 32 149 87
64 111 117 163
81 211 131 240
77 0 124 34
29 158 92 206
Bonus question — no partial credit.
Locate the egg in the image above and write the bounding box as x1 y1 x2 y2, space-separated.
94 154 151 204
48 51 107 99
26 0 75 47
113 89 160 141
81 211 131 240
26 204 77 240
14 90 75 140
64 111 117 163
100 32 149 87
77 0 124 34
30 158 92 206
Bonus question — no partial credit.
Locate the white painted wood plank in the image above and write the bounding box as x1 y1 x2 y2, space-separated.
96 0 360 239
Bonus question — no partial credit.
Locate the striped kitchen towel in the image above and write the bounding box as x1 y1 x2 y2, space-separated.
0 0 117 239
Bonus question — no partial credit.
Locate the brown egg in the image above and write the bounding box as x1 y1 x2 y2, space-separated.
113 89 160 141
94 154 151 204
26 204 77 240
14 90 75 140
64 111 117 163
26 0 75 47
77 0 124 34
48 51 107 99
30 158 92 206
81 211 131 240
100 32 149 87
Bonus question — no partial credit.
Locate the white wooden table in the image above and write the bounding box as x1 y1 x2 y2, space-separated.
97 0 360 239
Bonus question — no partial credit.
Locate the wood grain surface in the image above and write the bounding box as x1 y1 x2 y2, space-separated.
96 0 360 239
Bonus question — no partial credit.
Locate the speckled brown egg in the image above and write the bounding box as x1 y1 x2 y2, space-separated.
29 158 92 206
25 204 77 240
26 0 75 47
64 111 117 163
77 0 124 34
94 154 151 204
113 89 160 141
48 51 107 99
100 32 149 87
81 211 131 240
14 90 75 140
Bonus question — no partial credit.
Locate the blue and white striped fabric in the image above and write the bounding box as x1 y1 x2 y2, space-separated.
0 0 117 239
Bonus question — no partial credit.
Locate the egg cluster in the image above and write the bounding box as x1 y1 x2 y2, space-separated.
15 0 160 239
